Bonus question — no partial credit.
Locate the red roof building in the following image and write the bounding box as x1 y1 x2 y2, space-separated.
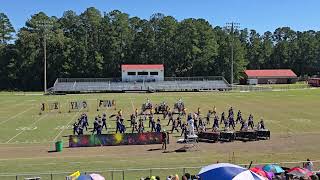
121 64 164 82
242 69 297 84
121 64 164 70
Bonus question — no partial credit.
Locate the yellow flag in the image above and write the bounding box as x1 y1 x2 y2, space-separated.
69 171 80 179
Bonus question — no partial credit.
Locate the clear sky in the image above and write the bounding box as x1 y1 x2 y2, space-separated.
1 0 319 33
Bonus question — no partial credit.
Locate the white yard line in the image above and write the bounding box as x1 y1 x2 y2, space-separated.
52 108 83 142
6 114 48 143
130 100 135 112
0 106 34 125
0 101 27 110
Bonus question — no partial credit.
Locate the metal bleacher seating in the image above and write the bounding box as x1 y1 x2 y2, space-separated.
49 77 231 93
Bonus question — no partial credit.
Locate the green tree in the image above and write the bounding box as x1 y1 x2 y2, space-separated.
0 13 15 44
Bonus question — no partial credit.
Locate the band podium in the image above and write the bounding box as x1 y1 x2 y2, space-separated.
69 132 166 147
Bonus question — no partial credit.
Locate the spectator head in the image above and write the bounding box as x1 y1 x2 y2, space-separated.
155 176 160 180
307 158 310 161
184 173 191 179
182 175 187 180
171 175 179 180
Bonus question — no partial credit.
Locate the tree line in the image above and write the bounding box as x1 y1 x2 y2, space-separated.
0 7 320 90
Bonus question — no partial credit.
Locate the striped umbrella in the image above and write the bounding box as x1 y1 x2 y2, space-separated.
198 163 265 180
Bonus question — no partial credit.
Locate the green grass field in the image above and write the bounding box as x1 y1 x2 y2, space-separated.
0 89 319 179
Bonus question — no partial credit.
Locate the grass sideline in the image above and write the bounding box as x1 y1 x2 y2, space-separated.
0 89 319 179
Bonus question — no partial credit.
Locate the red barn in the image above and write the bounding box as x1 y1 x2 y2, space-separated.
242 69 298 85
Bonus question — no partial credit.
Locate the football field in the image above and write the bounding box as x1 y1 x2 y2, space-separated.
0 89 319 179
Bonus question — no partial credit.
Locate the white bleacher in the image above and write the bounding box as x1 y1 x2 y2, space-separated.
50 77 231 93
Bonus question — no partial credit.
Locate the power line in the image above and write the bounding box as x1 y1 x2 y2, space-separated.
225 22 240 85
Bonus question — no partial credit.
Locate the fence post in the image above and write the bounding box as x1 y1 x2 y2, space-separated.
122 170 125 180
16 175 18 180
183 168 186 175
150 168 152 177
111 171 114 180
51 173 53 180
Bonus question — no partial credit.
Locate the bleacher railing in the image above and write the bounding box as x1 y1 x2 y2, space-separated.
57 76 228 83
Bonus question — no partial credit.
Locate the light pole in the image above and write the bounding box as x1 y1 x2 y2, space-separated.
35 20 53 94
226 22 240 85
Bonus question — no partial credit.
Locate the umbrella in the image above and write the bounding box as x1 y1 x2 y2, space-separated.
198 163 265 180
77 175 93 180
287 167 313 177
250 167 274 180
90 174 105 180
263 164 284 174
250 167 268 179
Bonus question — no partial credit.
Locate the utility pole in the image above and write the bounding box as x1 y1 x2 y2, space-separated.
226 22 240 85
35 20 53 94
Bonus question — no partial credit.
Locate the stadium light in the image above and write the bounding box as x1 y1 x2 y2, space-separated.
225 22 240 85
34 20 53 94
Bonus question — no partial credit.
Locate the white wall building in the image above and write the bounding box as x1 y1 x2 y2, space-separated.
121 64 164 82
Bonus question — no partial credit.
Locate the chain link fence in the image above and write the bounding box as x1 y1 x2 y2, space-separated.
0 160 319 180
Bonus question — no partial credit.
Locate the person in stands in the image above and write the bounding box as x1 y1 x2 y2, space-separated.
304 158 313 171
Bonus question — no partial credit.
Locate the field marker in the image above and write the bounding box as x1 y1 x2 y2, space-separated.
52 108 83 142
6 114 48 143
0 106 34 125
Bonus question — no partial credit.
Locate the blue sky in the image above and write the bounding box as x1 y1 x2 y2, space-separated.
1 0 319 33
